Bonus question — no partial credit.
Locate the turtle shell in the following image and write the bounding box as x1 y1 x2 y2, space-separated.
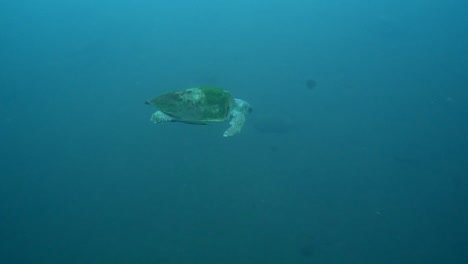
147 87 235 122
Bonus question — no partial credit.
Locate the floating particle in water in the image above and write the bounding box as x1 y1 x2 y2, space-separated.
306 79 317 90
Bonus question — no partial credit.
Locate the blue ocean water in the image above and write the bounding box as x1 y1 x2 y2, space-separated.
1 0 467 263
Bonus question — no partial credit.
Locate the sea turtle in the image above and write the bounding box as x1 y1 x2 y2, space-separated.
146 86 251 137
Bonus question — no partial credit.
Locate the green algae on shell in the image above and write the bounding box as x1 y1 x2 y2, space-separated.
146 87 235 122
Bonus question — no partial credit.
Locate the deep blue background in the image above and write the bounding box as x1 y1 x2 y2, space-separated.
1 0 467 263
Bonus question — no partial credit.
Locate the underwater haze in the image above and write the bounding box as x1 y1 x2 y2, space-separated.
1 0 467 263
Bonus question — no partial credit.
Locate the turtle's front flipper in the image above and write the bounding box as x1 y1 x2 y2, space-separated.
223 111 245 137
